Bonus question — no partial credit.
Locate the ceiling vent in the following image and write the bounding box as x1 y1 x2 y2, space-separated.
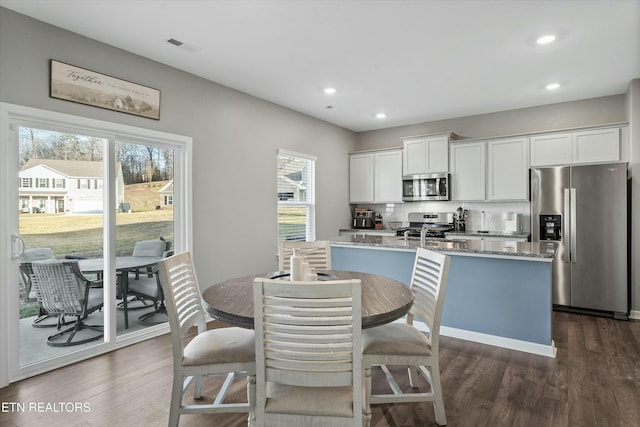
167 38 183 47
166 38 201 53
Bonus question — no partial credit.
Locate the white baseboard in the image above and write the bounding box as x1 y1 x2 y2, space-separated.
440 326 557 358
630 310 640 320
407 319 557 358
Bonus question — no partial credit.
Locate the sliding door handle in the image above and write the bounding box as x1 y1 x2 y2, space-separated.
11 234 25 260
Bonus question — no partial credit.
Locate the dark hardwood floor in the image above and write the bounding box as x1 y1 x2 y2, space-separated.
1 312 639 426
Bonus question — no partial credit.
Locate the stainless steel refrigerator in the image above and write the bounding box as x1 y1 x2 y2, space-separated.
531 162 629 318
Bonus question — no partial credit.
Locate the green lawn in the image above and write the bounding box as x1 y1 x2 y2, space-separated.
278 205 307 241
20 210 174 257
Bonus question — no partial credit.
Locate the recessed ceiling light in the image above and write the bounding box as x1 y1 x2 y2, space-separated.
376 113 387 119
537 35 556 45
324 87 337 95
546 82 561 90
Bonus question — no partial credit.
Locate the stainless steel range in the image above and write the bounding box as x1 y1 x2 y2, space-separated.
395 212 454 238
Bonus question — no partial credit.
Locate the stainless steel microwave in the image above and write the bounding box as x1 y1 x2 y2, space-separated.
402 173 450 201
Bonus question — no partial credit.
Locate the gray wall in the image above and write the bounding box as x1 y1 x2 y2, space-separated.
0 7 356 283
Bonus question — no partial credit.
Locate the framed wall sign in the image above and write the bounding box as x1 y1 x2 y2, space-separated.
50 59 161 120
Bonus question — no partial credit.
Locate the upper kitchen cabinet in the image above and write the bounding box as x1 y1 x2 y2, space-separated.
349 149 403 203
402 134 450 176
529 132 572 166
530 127 622 166
349 152 374 203
573 128 620 163
451 138 529 202
450 141 485 201
487 137 529 200
375 149 403 203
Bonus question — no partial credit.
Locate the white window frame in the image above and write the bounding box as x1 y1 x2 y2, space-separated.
277 149 316 242
0 103 193 386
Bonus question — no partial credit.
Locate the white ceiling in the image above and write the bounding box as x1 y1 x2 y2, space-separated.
1 0 639 132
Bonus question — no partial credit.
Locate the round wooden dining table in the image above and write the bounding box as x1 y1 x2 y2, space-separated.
201 270 414 329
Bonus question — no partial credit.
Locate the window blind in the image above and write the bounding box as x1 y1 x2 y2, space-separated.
277 150 316 241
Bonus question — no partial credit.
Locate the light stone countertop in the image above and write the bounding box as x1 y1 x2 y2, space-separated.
445 230 531 240
340 229 531 240
330 235 557 261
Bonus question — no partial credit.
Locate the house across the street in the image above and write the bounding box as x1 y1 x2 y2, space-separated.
18 159 125 214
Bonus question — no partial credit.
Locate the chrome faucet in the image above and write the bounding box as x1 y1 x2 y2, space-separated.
420 225 428 246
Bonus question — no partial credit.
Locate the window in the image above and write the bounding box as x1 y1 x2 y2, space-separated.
37 178 47 188
20 178 31 188
54 178 65 189
277 150 316 241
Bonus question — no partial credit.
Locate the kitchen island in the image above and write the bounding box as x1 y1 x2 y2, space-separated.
331 235 558 357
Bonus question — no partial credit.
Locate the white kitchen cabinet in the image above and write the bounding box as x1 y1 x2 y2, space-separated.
349 149 402 203
529 133 572 166
573 128 620 164
487 137 529 200
402 135 449 175
450 142 485 201
530 127 621 166
349 153 374 203
374 149 403 202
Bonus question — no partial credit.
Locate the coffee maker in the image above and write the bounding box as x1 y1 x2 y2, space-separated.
353 208 375 229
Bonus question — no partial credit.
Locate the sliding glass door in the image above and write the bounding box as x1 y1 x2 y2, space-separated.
1 103 191 383
17 126 108 366
114 140 174 335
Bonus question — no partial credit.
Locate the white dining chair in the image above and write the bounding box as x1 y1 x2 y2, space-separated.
278 240 331 271
157 251 256 427
253 277 367 427
362 247 451 425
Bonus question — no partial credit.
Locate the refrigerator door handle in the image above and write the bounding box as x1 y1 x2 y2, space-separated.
570 188 577 264
563 188 571 263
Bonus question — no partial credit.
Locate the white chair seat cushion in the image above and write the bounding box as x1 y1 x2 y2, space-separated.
362 323 431 357
183 327 255 366
127 277 159 297
265 382 355 417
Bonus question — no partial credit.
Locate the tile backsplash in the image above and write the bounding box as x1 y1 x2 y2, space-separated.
355 200 531 233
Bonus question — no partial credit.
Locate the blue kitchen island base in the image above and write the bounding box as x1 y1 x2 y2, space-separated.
332 244 556 358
